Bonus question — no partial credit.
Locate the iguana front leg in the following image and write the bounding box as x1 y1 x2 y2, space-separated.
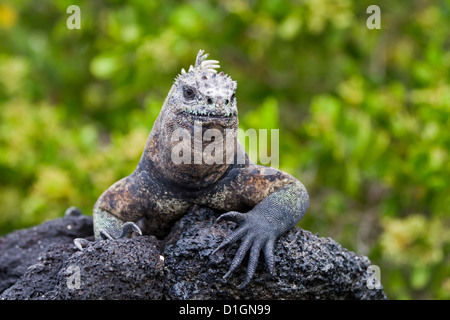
93 208 142 240
91 172 152 240
74 207 142 250
74 172 149 249
210 165 309 288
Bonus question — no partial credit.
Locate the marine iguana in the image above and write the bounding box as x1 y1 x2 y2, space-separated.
75 50 309 288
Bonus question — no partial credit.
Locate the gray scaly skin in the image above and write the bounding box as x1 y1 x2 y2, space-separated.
74 50 309 288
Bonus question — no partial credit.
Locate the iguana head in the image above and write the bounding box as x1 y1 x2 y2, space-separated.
163 50 238 128
144 50 240 188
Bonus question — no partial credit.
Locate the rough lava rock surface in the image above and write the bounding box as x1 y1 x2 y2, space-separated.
0 206 387 300
0 208 92 294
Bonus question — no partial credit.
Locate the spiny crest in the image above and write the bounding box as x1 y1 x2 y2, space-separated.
181 49 220 75
174 50 237 91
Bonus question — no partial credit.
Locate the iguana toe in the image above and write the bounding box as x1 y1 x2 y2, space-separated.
73 238 90 251
120 221 142 238
99 222 142 240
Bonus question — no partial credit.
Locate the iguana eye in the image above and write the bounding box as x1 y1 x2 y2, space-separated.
183 87 195 100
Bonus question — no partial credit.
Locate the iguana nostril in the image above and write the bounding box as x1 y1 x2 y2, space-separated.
207 98 213 105
225 99 229 105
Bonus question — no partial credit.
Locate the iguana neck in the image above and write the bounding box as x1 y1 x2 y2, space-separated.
138 99 239 189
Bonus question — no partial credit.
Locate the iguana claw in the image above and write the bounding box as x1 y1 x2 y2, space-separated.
73 238 90 251
99 222 142 240
213 210 277 289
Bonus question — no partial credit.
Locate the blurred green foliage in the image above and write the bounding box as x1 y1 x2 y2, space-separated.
0 0 449 299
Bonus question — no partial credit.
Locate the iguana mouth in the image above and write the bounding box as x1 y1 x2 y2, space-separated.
182 109 237 119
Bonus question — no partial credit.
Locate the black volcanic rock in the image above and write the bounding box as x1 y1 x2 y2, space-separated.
0 206 386 300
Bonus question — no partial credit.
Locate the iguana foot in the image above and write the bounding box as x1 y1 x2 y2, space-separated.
212 210 277 289
99 221 142 240
73 222 142 251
